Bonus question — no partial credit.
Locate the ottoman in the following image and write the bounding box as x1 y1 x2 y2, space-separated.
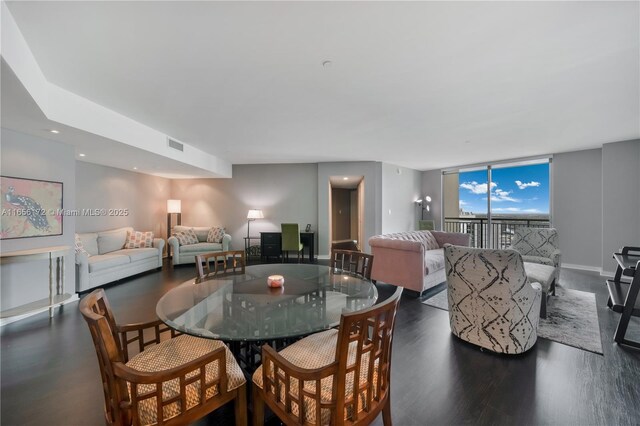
524 262 556 318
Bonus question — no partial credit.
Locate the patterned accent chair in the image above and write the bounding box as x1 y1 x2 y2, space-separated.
510 227 562 285
79 289 247 426
444 245 542 354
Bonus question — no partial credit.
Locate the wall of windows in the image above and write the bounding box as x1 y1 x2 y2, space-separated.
443 158 551 249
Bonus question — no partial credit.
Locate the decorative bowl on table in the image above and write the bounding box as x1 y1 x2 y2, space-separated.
267 275 285 288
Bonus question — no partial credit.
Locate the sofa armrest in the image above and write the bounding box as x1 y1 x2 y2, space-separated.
368 236 424 253
431 231 471 248
167 236 180 265
75 252 90 292
222 234 232 251
153 238 165 267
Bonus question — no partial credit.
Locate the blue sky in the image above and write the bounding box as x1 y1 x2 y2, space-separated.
458 163 550 215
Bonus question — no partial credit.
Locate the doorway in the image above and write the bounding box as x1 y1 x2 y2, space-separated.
329 176 364 251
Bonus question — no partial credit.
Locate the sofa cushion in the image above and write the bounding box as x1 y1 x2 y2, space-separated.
207 227 226 243
522 255 554 266
88 254 130 273
112 248 158 263
424 248 445 274
174 226 211 243
175 228 199 246
77 232 99 256
523 261 555 293
180 242 223 253
124 230 154 249
75 234 91 257
373 230 440 251
97 227 131 254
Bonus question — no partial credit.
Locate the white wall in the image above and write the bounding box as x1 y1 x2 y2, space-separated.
421 169 443 230
381 163 422 234
0 128 75 310
553 149 602 269
75 162 170 238
318 162 382 255
171 164 318 253
601 139 640 275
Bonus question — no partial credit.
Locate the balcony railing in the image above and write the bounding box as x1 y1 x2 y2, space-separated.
444 217 550 249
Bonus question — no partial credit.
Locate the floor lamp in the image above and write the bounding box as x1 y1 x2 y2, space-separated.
247 209 264 239
167 200 182 258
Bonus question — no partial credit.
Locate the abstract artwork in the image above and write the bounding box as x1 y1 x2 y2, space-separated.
0 176 63 239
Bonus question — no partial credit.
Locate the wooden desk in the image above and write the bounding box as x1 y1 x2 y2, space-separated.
0 245 72 319
260 232 315 262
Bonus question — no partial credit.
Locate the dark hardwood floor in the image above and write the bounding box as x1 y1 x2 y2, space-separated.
1 261 639 425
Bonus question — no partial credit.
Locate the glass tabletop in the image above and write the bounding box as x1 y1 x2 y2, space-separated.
156 264 378 341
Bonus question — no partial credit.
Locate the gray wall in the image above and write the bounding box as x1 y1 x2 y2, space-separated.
171 163 318 253
75 162 171 239
553 149 602 268
601 139 640 275
0 128 75 311
318 162 382 256
422 169 443 230
381 163 422 234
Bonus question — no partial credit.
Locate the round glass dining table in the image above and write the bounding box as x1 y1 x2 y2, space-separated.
156 264 378 372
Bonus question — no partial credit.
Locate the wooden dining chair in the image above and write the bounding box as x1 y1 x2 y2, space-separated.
79 289 247 426
195 250 246 283
252 286 403 426
330 249 374 280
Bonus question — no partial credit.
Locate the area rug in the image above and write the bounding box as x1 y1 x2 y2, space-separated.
422 286 603 355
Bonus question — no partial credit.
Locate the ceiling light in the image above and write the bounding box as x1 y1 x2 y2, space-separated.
343 177 348 180
50 129 59 134
133 167 138 170
78 153 86 157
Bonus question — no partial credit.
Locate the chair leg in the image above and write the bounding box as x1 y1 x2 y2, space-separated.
252 386 264 426
382 394 392 426
540 292 548 319
235 384 248 426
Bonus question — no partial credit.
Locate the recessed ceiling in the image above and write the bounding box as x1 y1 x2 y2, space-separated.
0 59 223 179
5 1 640 171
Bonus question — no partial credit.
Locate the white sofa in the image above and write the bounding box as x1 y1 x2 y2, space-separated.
75 226 165 292
167 225 232 266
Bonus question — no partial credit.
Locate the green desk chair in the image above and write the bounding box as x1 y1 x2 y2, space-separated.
281 223 304 263
418 220 435 231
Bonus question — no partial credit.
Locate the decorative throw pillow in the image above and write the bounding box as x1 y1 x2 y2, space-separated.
207 226 226 243
74 234 91 257
125 230 154 249
174 228 199 246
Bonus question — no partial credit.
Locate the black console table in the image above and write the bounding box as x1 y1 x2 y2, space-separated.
260 232 315 263
606 246 640 349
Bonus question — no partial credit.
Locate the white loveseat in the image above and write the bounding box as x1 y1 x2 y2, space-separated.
167 225 232 266
75 226 165 292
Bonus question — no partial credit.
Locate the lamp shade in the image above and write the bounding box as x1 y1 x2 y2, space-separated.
425 196 432 202
247 209 264 219
167 199 182 214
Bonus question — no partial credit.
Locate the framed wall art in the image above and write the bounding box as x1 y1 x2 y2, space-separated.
1 176 64 239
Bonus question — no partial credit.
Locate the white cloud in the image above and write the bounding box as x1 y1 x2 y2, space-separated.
493 207 521 212
515 180 541 190
491 188 520 203
492 207 541 213
460 181 497 194
459 200 467 206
